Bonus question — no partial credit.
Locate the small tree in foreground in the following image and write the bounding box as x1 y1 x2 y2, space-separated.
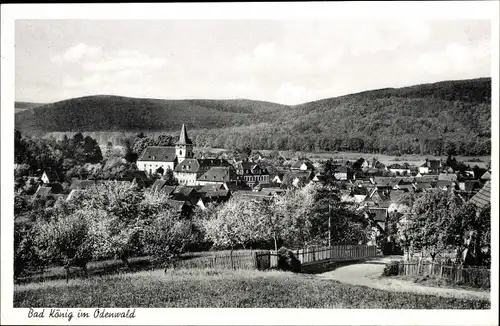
143 208 193 264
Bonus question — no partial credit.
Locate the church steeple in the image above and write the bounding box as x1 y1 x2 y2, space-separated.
176 124 193 145
175 124 193 164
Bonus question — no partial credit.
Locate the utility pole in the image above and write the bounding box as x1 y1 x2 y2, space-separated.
328 203 332 248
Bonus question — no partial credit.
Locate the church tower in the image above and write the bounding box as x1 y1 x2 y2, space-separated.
175 124 193 164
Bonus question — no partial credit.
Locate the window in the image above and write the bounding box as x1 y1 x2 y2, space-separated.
179 150 182 155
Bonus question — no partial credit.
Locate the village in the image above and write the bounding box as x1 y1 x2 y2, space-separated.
17 124 492 253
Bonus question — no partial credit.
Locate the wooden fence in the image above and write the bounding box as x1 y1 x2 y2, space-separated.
397 261 490 288
167 245 378 271
168 251 264 270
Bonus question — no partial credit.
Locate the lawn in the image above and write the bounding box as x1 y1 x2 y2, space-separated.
14 268 490 309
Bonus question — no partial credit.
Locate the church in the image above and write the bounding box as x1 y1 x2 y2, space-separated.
137 124 236 186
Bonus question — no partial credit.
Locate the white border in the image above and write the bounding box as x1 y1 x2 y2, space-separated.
2 2 499 325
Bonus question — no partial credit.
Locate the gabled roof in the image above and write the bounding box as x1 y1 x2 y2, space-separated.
199 183 226 193
205 190 231 199
151 179 168 190
480 171 491 180
414 183 432 190
333 166 352 173
175 124 193 145
123 170 148 181
138 146 177 162
45 183 64 194
438 173 458 181
469 181 491 209
198 167 235 182
34 186 52 198
461 179 482 192
368 207 388 222
291 160 314 170
166 199 188 212
436 180 457 188
42 171 60 182
174 158 231 173
283 170 313 182
174 186 196 197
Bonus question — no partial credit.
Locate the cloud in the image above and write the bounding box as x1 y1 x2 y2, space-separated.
416 39 490 76
52 43 167 98
51 43 102 64
82 50 166 72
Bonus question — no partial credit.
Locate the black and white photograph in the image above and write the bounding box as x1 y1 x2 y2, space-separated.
1 2 498 325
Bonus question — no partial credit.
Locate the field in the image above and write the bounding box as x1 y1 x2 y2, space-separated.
14 268 490 309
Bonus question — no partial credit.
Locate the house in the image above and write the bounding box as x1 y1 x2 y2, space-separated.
151 180 176 196
372 159 387 170
351 187 370 203
438 172 458 182
197 190 232 210
413 183 433 192
436 180 457 191
418 159 442 174
480 171 491 181
458 180 482 193
33 186 52 199
170 186 201 205
365 189 391 207
196 166 238 186
233 161 270 186
387 163 411 175
366 207 388 234
361 159 371 169
270 173 284 184
290 160 314 171
333 166 354 181
166 199 192 215
282 170 314 188
414 174 439 183
121 170 148 187
137 146 177 175
41 171 60 184
312 172 326 183
174 158 232 186
469 181 491 210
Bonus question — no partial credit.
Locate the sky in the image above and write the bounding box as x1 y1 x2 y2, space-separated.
15 19 491 105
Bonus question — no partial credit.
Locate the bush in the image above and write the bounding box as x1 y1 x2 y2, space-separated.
382 260 400 276
277 247 301 273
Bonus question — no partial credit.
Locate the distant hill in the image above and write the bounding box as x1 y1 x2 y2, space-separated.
14 96 288 132
15 77 491 156
14 101 43 113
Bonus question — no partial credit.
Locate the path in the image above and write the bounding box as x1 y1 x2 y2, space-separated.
317 256 490 300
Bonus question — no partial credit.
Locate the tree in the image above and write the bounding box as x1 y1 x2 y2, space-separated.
77 181 145 267
402 191 462 261
203 197 265 252
162 168 178 185
35 210 109 278
143 208 194 264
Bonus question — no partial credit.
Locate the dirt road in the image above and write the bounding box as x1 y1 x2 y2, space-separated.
317 256 490 300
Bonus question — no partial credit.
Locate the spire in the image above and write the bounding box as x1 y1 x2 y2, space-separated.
176 124 193 145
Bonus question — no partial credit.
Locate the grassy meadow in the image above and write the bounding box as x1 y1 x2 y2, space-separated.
14 268 490 309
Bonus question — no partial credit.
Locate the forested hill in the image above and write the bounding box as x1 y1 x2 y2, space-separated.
14 96 289 132
15 77 491 156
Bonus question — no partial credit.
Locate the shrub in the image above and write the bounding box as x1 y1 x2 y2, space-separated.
277 247 301 273
382 260 400 276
